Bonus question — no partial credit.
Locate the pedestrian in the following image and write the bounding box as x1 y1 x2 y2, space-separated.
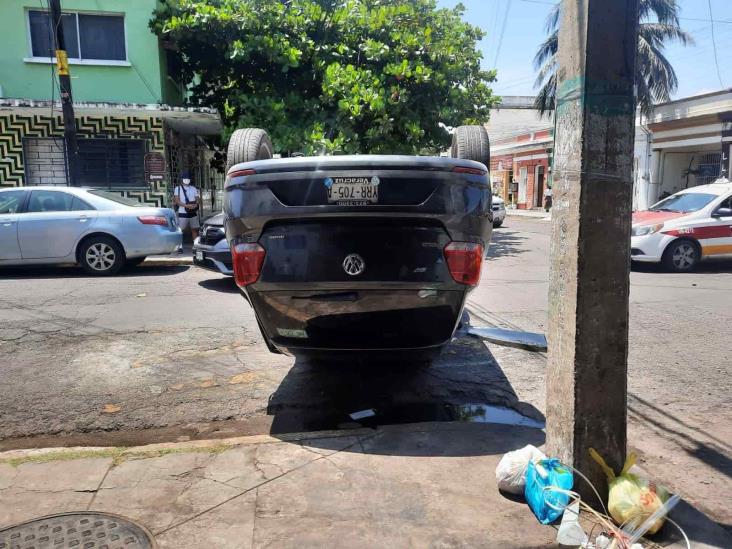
543 185 553 212
173 170 201 242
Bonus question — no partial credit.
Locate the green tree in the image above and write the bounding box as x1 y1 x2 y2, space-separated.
533 0 692 115
152 0 498 155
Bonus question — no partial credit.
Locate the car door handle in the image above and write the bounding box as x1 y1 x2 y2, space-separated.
1 221 16 226
78 216 89 222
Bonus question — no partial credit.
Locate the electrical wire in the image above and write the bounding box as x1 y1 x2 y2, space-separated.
707 0 725 88
492 0 512 67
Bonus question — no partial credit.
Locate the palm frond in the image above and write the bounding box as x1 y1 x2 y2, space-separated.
534 72 557 115
640 22 694 48
545 3 561 33
639 0 680 25
533 31 558 70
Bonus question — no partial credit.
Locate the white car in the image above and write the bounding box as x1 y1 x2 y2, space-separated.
492 196 506 227
631 179 732 272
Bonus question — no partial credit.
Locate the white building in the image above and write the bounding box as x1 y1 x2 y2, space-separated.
633 89 732 210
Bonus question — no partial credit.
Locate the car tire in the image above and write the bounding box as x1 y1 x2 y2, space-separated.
226 128 273 171
662 239 700 272
493 220 503 228
451 125 490 166
78 236 125 276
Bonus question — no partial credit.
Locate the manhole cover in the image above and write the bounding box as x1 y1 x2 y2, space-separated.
0 512 154 549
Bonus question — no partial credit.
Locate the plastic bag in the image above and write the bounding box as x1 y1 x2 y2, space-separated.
525 458 574 524
495 444 546 494
590 448 670 535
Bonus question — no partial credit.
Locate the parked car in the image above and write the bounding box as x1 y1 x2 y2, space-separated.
192 212 233 275
0 186 181 275
223 126 493 361
631 179 732 272
492 196 506 227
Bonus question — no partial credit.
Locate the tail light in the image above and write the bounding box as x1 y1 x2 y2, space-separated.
228 168 257 178
444 242 484 286
232 242 266 286
453 166 487 176
137 215 168 226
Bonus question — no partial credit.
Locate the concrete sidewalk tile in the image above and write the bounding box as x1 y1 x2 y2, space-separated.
3 457 112 492
0 458 112 527
90 452 241 533
156 490 256 549
251 446 555 548
0 488 96 527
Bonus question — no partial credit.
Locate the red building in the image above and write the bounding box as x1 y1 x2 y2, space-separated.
489 128 553 209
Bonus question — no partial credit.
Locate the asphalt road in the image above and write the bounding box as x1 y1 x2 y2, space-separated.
0 217 730 526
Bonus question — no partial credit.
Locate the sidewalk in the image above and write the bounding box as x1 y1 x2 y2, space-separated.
506 208 552 221
145 243 194 266
1 422 729 548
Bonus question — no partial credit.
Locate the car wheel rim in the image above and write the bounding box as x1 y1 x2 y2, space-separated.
86 243 115 271
672 243 695 269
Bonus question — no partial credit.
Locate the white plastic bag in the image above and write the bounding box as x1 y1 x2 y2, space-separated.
495 444 546 494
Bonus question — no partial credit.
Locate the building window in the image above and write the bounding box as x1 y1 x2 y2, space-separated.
78 139 146 188
28 10 126 62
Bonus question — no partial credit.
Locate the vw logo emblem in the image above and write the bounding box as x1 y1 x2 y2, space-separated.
343 253 365 276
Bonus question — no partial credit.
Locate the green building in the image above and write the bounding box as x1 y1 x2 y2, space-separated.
0 0 221 207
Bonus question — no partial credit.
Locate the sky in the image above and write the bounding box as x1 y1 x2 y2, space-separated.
436 0 732 101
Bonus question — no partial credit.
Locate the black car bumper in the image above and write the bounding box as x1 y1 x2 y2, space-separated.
192 243 233 275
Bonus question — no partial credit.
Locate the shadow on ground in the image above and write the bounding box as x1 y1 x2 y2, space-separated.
266 331 545 456
631 258 732 274
486 228 528 259
198 276 239 293
0 265 189 279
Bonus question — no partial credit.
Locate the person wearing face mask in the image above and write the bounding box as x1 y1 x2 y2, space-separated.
173 170 201 241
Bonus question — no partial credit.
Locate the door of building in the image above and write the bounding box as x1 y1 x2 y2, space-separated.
518 167 528 204
535 165 545 208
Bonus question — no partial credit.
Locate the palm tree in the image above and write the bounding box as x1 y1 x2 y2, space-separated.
533 0 693 116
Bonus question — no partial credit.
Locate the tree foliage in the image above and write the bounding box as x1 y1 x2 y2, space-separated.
533 0 692 116
151 0 498 155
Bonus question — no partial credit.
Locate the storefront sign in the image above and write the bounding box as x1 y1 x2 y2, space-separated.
144 152 166 182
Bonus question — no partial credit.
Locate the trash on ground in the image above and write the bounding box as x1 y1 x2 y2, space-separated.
590 449 670 535
349 408 376 421
136 293 147 298
525 458 574 524
467 326 547 352
496 444 546 494
556 499 587 545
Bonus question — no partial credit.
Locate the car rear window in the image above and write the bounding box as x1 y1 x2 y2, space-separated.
87 189 145 207
650 193 716 213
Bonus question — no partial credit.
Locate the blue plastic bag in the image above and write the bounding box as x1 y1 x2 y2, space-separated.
524 458 574 524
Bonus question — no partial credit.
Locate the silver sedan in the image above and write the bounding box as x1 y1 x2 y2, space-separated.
0 186 182 275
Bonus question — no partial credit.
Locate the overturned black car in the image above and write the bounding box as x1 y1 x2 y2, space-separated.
223 127 493 361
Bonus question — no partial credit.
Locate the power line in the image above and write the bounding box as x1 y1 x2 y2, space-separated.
493 0 512 67
707 0 725 88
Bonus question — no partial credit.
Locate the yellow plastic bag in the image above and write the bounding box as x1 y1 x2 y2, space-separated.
590 448 670 535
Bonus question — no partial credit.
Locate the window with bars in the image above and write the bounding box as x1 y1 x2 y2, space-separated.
78 139 147 188
28 10 126 62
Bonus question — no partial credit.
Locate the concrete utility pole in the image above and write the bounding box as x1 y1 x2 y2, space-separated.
49 0 80 186
546 0 639 504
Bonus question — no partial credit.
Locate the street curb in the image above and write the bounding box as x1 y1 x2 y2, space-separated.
143 256 193 266
0 428 374 463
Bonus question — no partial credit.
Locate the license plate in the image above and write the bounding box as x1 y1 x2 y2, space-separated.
195 251 204 261
327 177 379 205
